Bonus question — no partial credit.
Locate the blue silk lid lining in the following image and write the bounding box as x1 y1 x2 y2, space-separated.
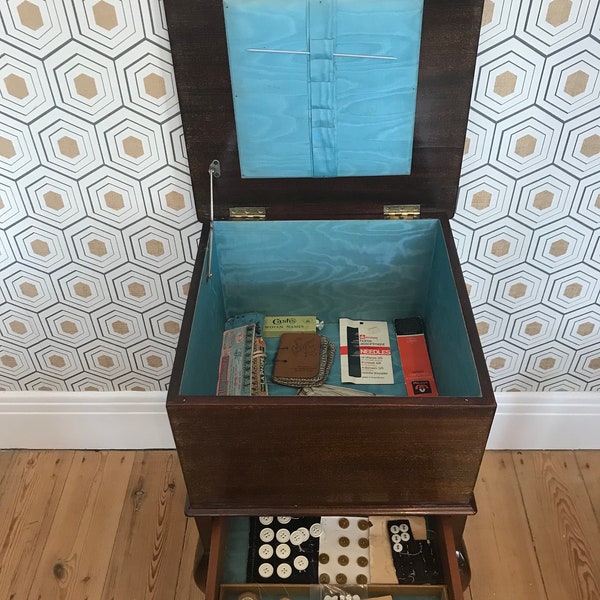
223 0 424 178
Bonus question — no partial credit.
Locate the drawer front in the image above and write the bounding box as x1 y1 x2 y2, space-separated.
203 516 464 600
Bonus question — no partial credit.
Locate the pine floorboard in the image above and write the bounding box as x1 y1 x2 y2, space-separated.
0 450 598 599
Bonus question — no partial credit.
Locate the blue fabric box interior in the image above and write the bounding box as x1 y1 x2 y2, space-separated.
181 219 481 398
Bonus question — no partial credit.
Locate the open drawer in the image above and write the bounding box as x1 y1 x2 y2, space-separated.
203 516 465 600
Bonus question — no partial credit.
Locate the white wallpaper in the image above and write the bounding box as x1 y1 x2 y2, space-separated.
455 0 600 391
0 0 598 392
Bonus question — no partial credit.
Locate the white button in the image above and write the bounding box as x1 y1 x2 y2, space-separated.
277 563 292 579
290 530 305 546
259 544 274 559
324 595 333 600
390 525 400 534
259 563 274 578
259 516 274 525
310 523 323 537
278 516 292 524
392 534 401 543
276 543 291 559
296 527 309 542
276 528 290 543
399 523 409 533
294 555 309 570
393 542 403 553
400 532 410 542
260 528 274 542
353 595 361 600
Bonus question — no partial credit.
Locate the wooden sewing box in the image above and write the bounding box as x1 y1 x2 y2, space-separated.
164 0 496 598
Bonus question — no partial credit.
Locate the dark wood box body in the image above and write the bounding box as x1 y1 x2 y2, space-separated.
164 0 495 519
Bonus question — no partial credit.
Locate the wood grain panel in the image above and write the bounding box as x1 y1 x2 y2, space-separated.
464 451 546 600
514 451 600 600
100 451 189 600
576 451 600 529
28 451 134 600
175 510 204 599
0 451 74 600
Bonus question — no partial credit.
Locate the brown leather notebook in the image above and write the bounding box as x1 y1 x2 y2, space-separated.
273 333 322 379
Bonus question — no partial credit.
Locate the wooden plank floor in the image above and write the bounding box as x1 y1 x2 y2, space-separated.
1 450 599 599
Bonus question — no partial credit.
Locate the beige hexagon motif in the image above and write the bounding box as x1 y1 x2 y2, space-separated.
577 322 595 336
97 355 114 368
1 355 18 368
60 320 79 334
182 282 190 297
49 355 66 368
85 385 99 391
524 322 542 336
539 357 556 370
564 70 589 98
581 134 600 158
594 193 600 210
17 0 44 31
533 190 554 210
73 282 92 298
0 136 17 159
481 0 495 27
489 357 506 370
87 239 107 257
476 321 489 336
514 134 537 157
491 239 510 257
146 355 163 368
9 320 27 334
549 239 569 257
463 137 471 156
166 191 185 211
471 190 492 210
122 136 144 159
128 282 147 297
143 73 167 99
57 136 80 159
509 283 527 298
493 71 517 97
111 320 130 335
43 191 64 211
163 320 180 335
131 385 146 391
563 283 582 298
588 357 600 370
30 239 50 257
104 191 125 211
92 0 118 31
73 73 98 100
145 239 165 256
20 282 39 297
465 283 472 296
545 0 572 27
4 74 29 100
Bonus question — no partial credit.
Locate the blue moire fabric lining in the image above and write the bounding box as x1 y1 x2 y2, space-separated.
223 0 424 178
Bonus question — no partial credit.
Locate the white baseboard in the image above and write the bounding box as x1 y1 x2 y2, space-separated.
0 391 599 450
0 392 174 449
488 392 600 450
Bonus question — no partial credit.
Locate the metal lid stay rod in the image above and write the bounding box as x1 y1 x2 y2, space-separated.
207 159 220 281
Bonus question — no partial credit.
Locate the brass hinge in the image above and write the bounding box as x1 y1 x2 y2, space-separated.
229 207 267 220
383 204 421 220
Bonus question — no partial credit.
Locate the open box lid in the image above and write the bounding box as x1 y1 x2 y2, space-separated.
165 0 484 221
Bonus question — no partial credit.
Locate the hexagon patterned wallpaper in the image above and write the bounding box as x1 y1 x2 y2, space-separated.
0 0 598 392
